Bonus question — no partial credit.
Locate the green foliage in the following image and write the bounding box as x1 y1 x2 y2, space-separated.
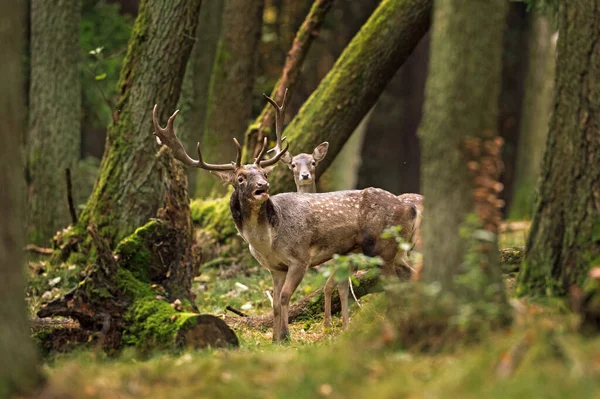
190 197 237 240
81 0 133 130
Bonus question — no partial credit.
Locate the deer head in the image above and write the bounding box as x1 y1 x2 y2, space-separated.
263 90 329 193
152 105 289 208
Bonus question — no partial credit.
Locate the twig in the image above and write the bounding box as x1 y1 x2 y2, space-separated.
65 168 78 224
24 244 53 255
265 290 274 308
225 305 248 317
349 277 361 308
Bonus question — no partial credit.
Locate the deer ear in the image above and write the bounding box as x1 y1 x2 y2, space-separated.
280 151 292 165
312 142 329 162
210 170 236 186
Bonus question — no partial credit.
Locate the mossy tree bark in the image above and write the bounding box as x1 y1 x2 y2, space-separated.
76 0 202 247
517 1 600 297
268 0 432 193
417 0 508 299
26 0 81 245
177 1 224 198
509 13 556 220
0 0 42 393
195 0 264 198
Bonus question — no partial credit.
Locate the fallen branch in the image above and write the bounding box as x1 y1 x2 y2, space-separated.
243 0 334 162
226 305 248 318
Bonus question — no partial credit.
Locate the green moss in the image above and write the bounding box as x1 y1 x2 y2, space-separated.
114 220 164 282
190 196 237 241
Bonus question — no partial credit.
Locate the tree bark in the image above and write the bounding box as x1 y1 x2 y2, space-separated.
0 0 42 393
26 0 82 245
242 0 334 164
517 1 600 297
76 0 202 247
356 32 430 194
509 13 556 220
195 0 264 198
418 0 507 295
177 1 224 198
268 0 433 194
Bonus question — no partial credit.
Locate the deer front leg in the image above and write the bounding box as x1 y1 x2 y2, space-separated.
270 270 287 342
277 264 308 342
323 273 336 328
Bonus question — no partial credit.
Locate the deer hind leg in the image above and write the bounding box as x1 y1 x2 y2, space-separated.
270 270 287 343
277 263 308 342
324 273 336 328
338 278 350 329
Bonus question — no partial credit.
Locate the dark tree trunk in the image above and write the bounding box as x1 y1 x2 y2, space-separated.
195 0 265 198
0 0 42 393
417 0 508 296
497 2 529 213
26 0 82 245
268 0 433 194
76 0 202 247
517 1 600 297
509 13 556 220
356 32 430 194
177 1 224 197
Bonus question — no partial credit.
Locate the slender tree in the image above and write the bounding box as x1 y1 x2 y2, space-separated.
509 13 556 220
26 0 82 245
76 0 202 247
195 0 265 198
0 0 41 394
417 0 508 305
177 1 225 197
518 1 600 296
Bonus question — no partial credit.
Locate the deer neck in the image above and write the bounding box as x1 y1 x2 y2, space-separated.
229 189 279 242
296 182 316 194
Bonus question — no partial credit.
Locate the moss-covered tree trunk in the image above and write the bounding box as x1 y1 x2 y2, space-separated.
76 0 201 247
517 1 600 297
0 0 42 393
177 1 224 198
268 0 432 193
509 13 556 220
195 0 264 198
26 0 81 245
418 0 508 296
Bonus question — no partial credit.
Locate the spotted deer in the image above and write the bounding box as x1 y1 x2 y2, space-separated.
152 101 418 342
265 91 423 329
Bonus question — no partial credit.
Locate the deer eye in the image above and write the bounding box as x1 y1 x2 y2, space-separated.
311 161 316 166
238 176 245 183
291 163 296 169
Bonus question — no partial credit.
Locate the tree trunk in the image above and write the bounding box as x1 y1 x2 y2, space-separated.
356 32 430 194
76 0 202 248
268 0 433 194
177 1 224 198
195 0 264 198
509 13 556 220
0 0 42 393
26 0 82 245
38 151 239 351
517 1 600 297
497 2 529 214
417 0 508 297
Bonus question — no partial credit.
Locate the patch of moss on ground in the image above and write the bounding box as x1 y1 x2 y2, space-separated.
190 196 237 240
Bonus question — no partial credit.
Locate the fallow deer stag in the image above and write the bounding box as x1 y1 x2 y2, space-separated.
152 102 417 342
265 91 423 329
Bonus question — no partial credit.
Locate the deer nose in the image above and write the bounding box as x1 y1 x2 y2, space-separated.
300 172 310 180
257 179 269 188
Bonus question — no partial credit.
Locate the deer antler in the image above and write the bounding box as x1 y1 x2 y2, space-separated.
153 104 239 171
264 88 288 154
254 136 289 167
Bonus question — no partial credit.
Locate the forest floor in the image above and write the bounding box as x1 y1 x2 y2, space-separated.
26 222 600 398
